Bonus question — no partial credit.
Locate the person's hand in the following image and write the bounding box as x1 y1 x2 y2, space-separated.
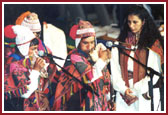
107 101 116 111
98 48 111 62
33 57 45 72
125 89 136 99
124 89 138 106
38 92 50 111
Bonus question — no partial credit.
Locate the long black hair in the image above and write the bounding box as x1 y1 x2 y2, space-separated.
118 5 163 49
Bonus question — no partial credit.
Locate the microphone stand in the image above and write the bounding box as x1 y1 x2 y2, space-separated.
47 55 99 97
118 48 163 111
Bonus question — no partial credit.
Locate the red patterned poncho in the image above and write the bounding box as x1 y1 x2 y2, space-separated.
52 49 111 111
4 55 58 111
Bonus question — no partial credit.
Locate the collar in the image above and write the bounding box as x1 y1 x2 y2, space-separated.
77 49 89 58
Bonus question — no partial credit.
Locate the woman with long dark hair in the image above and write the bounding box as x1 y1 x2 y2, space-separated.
110 5 163 111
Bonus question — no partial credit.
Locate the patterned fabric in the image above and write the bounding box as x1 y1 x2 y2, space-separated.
52 49 110 111
4 25 17 61
4 57 30 100
126 32 164 65
4 54 57 111
4 47 16 63
16 11 41 32
23 56 57 111
69 20 96 48
120 33 148 87
125 32 137 46
120 48 148 87
76 20 95 38
151 39 164 65
69 20 95 40
38 39 52 54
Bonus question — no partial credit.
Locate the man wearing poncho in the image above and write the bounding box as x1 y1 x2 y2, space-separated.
53 20 112 111
4 25 57 111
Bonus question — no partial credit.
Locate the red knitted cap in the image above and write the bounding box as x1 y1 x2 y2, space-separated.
4 25 16 39
69 20 95 40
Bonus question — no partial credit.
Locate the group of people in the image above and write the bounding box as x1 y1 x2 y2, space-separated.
4 5 164 111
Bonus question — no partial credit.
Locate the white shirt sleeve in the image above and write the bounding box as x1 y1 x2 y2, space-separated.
133 49 161 94
110 47 128 95
21 70 40 98
91 58 106 82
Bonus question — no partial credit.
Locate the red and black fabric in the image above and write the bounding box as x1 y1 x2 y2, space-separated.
23 56 58 111
120 48 148 87
119 32 149 87
52 49 110 111
119 33 149 104
151 39 164 65
4 57 30 100
4 53 58 111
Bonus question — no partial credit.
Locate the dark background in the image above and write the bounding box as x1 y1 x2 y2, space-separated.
4 4 164 51
4 4 164 33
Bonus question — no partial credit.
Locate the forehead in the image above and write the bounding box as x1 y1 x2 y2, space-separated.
81 36 95 42
128 14 141 21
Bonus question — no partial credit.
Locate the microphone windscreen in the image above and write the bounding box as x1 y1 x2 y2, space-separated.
106 41 113 48
38 50 45 57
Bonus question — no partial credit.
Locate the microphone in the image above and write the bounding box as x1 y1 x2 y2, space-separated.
38 50 65 60
105 41 133 50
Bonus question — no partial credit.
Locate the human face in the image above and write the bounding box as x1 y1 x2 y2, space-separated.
127 14 145 34
79 36 95 54
28 45 38 57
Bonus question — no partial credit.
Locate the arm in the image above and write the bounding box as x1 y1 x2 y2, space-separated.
91 58 106 82
21 70 40 98
91 46 111 82
22 57 45 98
70 53 106 82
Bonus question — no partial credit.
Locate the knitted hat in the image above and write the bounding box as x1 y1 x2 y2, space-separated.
4 25 17 47
16 11 41 32
12 25 35 56
4 25 16 39
15 11 31 25
69 20 96 48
